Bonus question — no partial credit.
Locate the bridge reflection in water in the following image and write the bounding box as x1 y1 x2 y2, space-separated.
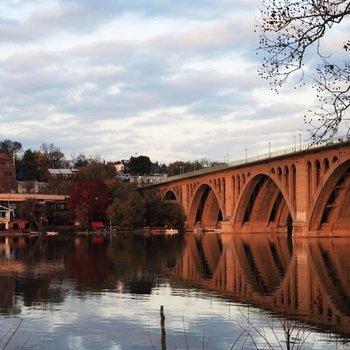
164 233 350 336
0 233 349 344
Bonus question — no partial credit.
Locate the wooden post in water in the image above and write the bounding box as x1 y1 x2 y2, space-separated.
160 305 166 350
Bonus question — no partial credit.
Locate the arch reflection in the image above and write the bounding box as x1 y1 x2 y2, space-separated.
164 234 350 335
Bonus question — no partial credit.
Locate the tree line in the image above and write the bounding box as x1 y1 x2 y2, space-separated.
0 139 219 182
0 139 192 231
16 162 186 232
67 177 186 231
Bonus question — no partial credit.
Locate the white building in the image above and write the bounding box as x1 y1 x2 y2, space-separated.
0 205 12 230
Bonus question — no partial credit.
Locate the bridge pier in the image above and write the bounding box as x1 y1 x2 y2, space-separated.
292 221 308 237
220 221 234 234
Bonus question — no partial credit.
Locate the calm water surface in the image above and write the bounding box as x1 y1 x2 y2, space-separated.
0 232 349 349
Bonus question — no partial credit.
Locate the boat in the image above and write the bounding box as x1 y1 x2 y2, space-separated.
30 231 43 236
150 227 178 236
194 227 204 235
163 228 178 235
46 231 59 236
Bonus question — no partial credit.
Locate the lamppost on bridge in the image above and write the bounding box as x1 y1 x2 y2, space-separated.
224 153 229 164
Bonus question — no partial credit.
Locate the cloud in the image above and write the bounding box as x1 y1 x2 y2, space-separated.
0 0 257 43
0 0 318 164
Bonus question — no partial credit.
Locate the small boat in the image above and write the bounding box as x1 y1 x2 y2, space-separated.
30 231 43 236
194 227 204 235
163 228 178 235
46 231 59 236
150 227 178 236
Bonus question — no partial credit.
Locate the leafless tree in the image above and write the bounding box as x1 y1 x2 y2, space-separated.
258 0 350 142
0 139 22 156
40 142 64 167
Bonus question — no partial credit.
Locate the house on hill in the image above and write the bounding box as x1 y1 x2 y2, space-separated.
46 168 78 180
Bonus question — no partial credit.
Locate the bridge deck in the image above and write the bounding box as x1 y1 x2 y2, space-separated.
145 136 350 187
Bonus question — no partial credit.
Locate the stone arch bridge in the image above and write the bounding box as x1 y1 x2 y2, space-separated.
141 139 350 236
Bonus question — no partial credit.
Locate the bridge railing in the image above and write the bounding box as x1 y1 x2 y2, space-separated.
143 135 350 186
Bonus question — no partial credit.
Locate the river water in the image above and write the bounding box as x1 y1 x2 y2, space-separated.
0 232 349 349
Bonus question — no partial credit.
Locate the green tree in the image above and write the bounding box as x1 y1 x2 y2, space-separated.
17 149 51 182
129 155 152 175
258 0 350 142
167 161 187 176
166 160 205 176
17 149 39 181
76 163 115 181
108 180 139 200
145 198 186 229
22 149 35 163
107 191 145 229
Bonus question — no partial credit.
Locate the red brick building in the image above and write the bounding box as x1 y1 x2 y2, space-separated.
0 153 16 192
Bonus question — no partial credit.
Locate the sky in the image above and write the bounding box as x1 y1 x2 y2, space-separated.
0 0 321 164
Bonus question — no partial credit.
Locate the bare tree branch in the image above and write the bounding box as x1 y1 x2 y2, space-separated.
257 0 350 143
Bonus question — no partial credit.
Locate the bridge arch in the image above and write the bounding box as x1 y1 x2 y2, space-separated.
163 190 178 201
233 173 295 233
308 159 350 233
187 183 224 229
230 235 293 296
307 240 350 316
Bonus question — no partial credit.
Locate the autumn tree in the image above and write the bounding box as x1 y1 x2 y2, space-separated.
68 179 111 228
258 0 350 142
